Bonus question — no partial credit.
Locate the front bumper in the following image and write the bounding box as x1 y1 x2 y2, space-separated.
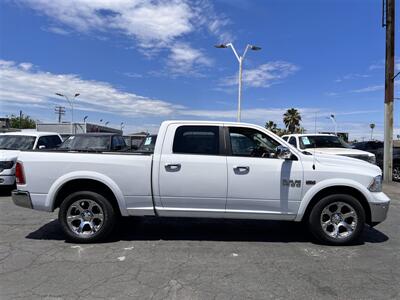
368 192 390 224
11 190 32 209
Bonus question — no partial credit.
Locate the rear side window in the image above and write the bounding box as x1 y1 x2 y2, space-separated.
173 126 219 155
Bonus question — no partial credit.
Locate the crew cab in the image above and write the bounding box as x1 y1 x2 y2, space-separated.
12 121 390 245
0 131 62 187
282 133 376 164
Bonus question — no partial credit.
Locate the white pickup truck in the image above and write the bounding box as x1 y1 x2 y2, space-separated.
12 121 390 245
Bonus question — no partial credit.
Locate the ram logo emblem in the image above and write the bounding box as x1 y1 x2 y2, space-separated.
282 179 301 188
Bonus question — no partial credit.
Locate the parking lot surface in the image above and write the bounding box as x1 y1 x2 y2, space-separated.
0 184 399 300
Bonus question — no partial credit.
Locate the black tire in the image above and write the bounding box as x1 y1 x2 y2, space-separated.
59 191 116 243
308 194 365 245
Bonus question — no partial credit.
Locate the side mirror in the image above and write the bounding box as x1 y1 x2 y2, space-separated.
276 145 292 160
38 145 46 150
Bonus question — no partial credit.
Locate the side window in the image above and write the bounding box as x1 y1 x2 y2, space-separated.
173 126 219 155
282 136 289 141
49 135 62 148
228 127 280 158
37 136 49 149
112 136 125 150
288 137 297 148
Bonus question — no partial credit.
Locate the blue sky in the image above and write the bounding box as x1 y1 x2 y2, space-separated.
0 0 399 139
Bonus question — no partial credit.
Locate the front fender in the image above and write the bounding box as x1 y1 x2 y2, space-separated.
295 178 372 221
46 171 128 216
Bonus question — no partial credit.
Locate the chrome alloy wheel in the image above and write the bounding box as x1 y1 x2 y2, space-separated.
320 201 358 240
66 199 104 237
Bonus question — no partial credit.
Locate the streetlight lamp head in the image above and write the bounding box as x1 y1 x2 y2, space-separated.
250 45 261 51
55 93 64 97
214 44 228 49
74 93 80 97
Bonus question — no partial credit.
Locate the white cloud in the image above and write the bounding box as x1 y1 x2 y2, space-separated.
18 0 231 75
351 84 384 93
167 43 213 75
220 61 299 88
335 73 370 83
0 59 181 116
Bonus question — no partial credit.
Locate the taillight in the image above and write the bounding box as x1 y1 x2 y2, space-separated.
15 162 26 185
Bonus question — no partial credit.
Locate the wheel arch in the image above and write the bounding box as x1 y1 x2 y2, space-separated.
46 172 128 216
297 183 372 225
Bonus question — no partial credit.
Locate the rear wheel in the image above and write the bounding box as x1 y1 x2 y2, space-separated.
308 194 365 245
59 191 116 243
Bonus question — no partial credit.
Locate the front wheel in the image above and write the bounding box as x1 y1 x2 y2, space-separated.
59 191 116 243
308 194 365 245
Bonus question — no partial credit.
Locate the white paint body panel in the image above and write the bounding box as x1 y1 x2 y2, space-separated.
15 120 389 223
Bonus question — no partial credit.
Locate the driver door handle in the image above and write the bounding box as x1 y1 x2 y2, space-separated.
165 163 181 172
233 166 250 174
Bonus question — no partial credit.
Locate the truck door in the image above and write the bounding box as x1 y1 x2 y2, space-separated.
225 126 303 219
157 124 227 217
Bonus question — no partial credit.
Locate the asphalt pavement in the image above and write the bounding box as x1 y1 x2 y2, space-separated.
0 184 399 299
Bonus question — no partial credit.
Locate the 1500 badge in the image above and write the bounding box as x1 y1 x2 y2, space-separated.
282 179 301 187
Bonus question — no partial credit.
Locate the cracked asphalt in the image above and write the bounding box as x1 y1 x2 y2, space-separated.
0 184 399 300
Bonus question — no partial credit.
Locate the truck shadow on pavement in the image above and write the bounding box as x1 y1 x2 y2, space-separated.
26 217 389 245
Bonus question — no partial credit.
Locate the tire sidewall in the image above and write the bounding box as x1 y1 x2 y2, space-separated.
309 194 365 245
59 191 115 243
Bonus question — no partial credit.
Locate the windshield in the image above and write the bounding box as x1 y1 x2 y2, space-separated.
59 135 110 151
0 135 36 150
299 135 351 149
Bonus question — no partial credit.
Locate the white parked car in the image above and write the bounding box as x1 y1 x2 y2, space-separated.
282 134 376 164
0 131 62 187
12 121 389 245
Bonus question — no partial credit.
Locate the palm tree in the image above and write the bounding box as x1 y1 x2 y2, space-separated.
265 120 278 133
370 123 375 140
283 108 302 133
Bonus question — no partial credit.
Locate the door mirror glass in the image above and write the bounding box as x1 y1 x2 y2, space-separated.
276 145 292 160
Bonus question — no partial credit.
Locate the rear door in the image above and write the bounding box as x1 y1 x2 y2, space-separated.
157 124 227 217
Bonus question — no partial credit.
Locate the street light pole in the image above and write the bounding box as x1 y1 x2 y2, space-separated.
215 43 261 122
328 114 337 135
55 92 80 134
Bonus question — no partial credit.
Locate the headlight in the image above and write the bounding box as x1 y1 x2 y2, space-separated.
369 175 382 192
0 161 15 169
368 155 376 165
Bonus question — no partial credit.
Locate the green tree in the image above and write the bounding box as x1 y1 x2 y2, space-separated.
9 114 36 129
265 120 278 133
283 108 302 133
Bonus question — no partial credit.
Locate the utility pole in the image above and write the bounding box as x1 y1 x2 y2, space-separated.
54 106 66 123
19 110 22 129
383 0 395 182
